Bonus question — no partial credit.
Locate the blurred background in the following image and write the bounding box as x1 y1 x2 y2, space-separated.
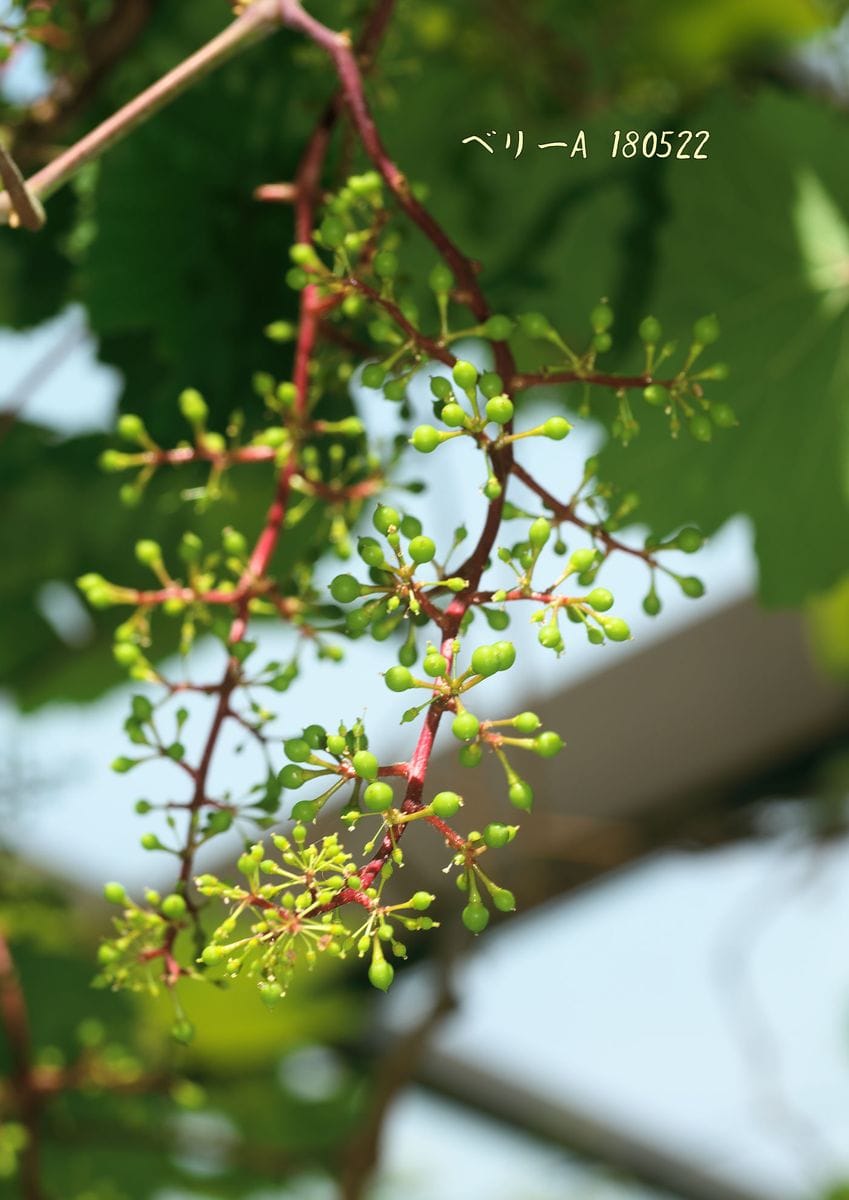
4 1 849 1198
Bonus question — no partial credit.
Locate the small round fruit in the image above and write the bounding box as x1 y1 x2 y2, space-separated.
284 738 311 763
508 780 534 811
680 575 705 599
363 781 394 812
362 363 387 389
103 882 126 905
638 315 662 344
452 712 480 741
480 372 504 399
676 527 703 554
643 591 662 616
513 712 541 734
411 891 434 911
533 731 564 758
529 517 551 548
483 823 511 848
462 902 490 934
452 360 478 391
423 652 448 678
543 417 571 440
586 587 614 612
279 764 306 789
603 617 631 642
161 893 187 920
482 314 514 341
538 625 563 650
441 403 467 428
642 384 666 407
491 887 516 913
408 535 436 564
431 791 462 818
459 743 483 767
485 395 514 425
384 666 414 692
693 314 720 345
411 425 441 453
493 640 516 671
368 958 394 992
471 645 500 677
352 750 379 780
373 505 400 534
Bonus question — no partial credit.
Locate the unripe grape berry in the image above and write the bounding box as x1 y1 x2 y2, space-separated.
161 893 187 920
430 375 453 401
462 902 490 934
693 314 720 345
483 823 512 848
533 731 564 758
373 505 400 534
423 652 448 677
135 539 161 567
452 712 480 741
362 363 387 389
529 517 551 548
357 537 385 568
452 360 478 391
384 379 407 402
284 738 311 763
400 515 422 539
480 372 504 399
363 781 394 812
429 263 453 293
411 891 434 911
688 414 712 442
408 535 436 564
320 215 346 247
352 750 379 780
711 402 738 429
327 734 347 756
330 574 362 604
179 388 208 426
103 882 126 905
586 588 614 612
519 312 551 338
603 617 631 642
513 711 540 734
470 645 500 677
369 957 394 992
201 945 227 966
639 316 662 344
508 780 534 811
459 743 483 767
491 887 516 913
643 591 662 616
570 548 597 572
493 641 516 671
431 790 462 818
679 575 705 599
117 413 145 442
279 764 306 789
383 666 413 693
441 403 467 428
483 477 502 500
676 527 703 554
538 626 563 651
590 302 614 333
485 395 514 425
411 425 442 453
140 833 161 850
374 250 399 278
642 384 666 407
543 417 571 441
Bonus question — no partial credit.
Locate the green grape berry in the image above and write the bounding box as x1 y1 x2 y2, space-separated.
363 781 394 812
480 372 504 400
441 403 467 428
178 388 208 426
374 249 399 278
411 425 442 454
493 640 516 670
352 750 379 780
688 414 713 443
459 743 483 767
639 316 662 344
462 902 490 934
482 314 514 341
471 645 500 677
408 535 436 564
586 588 614 612
533 731 564 758
538 626 563 651
284 738 311 763
373 505 400 534
411 891 434 911
429 263 453 293
161 893 187 920
135 539 162 568
508 780 534 811
279 764 307 789
491 887 517 913
369 957 394 992
358 537 385 568
452 360 478 391
529 517 551 549
103 882 126 905
362 363 387 389
452 711 480 741
485 395 514 425
483 823 513 848
643 591 662 616
642 384 667 407
590 302 614 333
512 711 540 734
400 515 422 539
711 402 738 429
693 314 720 345
430 375 453 401
676 527 703 554
679 575 706 599
543 417 571 441
431 790 462 818
602 617 631 642
330 574 362 604
384 666 414 692
117 413 145 442
423 651 448 677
